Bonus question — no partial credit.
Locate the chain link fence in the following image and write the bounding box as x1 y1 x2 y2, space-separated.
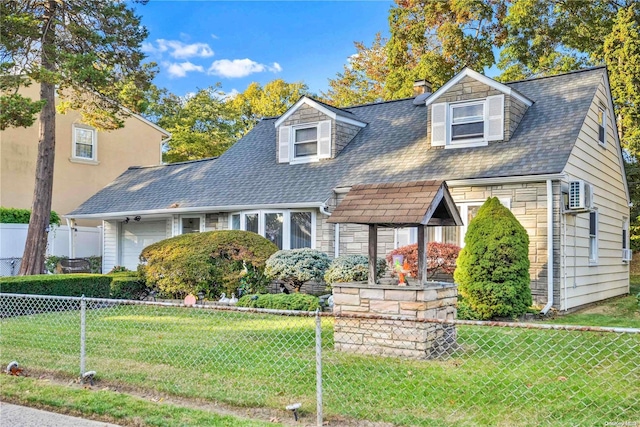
0 258 22 276
1 293 639 426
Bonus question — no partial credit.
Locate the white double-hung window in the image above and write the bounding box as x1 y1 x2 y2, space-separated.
450 102 484 142
431 95 504 149
230 210 315 250
293 125 318 159
72 124 97 162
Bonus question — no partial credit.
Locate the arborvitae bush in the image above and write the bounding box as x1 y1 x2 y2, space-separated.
454 197 532 320
324 255 387 284
265 248 331 292
139 230 278 298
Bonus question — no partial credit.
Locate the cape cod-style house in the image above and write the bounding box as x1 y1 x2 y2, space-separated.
68 67 631 312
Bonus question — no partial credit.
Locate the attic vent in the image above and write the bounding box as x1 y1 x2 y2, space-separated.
568 181 593 210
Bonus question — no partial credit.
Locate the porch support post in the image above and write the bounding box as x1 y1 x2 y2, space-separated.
417 225 427 284
368 224 378 285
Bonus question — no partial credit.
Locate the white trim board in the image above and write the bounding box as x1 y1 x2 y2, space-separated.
274 97 367 128
424 68 533 108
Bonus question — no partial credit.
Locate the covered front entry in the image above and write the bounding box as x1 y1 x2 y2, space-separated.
119 220 168 270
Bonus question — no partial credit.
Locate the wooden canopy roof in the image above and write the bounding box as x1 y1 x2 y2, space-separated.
327 180 463 228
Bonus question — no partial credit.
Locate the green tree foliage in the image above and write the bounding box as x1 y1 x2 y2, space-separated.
454 198 532 320
0 207 60 225
322 34 388 107
151 86 239 163
0 0 155 275
147 79 308 163
324 255 387 284
139 231 277 298
385 0 507 99
265 248 331 293
228 79 309 136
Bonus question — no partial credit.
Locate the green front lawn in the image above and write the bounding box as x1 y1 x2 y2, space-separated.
0 376 278 427
547 274 640 328
1 297 638 426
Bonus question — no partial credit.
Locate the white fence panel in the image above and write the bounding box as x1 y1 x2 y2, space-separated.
0 224 101 258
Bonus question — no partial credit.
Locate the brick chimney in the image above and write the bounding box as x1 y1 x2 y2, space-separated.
413 79 433 97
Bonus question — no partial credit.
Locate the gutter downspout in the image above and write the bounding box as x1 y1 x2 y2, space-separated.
541 179 554 315
319 202 339 258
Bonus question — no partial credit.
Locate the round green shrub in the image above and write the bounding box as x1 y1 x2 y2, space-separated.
454 197 532 320
236 293 320 311
265 248 331 292
324 255 387 283
139 230 278 298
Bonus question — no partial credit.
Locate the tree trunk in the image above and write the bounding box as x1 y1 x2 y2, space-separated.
18 0 57 276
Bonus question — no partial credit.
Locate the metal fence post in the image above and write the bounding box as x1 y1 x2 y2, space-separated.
315 309 323 427
80 294 86 376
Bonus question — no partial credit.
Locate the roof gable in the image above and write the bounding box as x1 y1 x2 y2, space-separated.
274 96 367 128
425 68 533 107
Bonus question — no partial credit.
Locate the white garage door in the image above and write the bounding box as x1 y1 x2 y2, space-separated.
120 220 168 270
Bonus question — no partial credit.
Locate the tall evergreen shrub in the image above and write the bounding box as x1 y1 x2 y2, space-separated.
454 197 532 319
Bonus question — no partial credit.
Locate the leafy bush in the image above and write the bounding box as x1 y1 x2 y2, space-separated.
265 248 331 292
139 230 278 298
109 266 130 273
324 255 387 283
454 197 532 320
108 271 148 300
386 242 461 278
0 207 60 225
236 293 320 311
0 274 110 297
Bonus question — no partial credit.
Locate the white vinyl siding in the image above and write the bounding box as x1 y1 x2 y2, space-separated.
561 75 630 309
102 220 118 273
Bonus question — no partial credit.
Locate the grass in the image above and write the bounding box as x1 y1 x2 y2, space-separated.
0 375 278 427
1 290 638 426
546 274 640 328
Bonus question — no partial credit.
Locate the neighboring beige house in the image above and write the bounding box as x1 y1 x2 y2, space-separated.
0 83 170 226
69 66 631 312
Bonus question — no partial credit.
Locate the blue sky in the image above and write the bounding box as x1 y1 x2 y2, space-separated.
136 1 394 97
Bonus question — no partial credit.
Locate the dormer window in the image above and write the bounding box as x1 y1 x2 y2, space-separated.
294 125 318 158
431 95 504 149
451 101 484 142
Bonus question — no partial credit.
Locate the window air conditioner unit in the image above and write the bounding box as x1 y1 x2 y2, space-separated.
568 180 593 210
622 249 633 262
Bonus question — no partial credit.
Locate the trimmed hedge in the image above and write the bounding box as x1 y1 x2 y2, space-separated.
236 293 320 311
108 272 148 300
0 274 111 297
0 207 60 225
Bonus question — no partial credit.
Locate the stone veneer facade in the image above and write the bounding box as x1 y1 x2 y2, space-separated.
332 281 457 359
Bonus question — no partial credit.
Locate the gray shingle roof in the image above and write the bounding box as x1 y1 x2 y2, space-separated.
70 67 605 216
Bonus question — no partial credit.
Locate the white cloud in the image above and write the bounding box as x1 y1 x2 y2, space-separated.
165 61 204 78
207 59 283 78
143 39 214 59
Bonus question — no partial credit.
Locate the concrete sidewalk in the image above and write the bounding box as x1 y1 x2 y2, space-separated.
0 402 122 427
